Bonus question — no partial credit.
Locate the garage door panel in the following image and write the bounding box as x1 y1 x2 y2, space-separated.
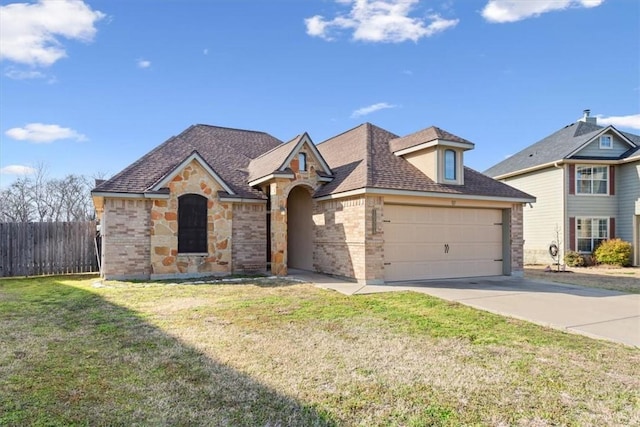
384 205 504 281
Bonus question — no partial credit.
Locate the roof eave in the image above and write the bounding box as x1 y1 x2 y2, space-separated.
248 172 296 187
394 139 474 157
315 186 535 204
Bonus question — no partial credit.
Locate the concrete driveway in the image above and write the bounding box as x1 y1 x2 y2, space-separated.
292 271 640 347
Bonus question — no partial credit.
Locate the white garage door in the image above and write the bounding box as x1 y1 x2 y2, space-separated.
384 205 504 281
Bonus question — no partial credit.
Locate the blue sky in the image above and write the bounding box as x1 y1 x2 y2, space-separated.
1 0 638 188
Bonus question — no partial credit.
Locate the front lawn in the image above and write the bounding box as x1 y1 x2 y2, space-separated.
1 276 638 426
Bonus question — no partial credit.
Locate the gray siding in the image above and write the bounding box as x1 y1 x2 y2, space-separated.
502 167 563 264
574 132 631 158
617 160 640 244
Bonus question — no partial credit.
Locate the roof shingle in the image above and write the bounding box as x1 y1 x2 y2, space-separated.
94 122 533 202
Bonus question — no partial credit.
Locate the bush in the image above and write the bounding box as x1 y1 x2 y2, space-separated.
564 251 586 267
594 239 632 267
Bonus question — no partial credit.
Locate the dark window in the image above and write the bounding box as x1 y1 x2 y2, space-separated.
178 194 208 253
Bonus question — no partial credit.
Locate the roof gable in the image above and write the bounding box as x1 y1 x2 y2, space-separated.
247 133 333 183
567 126 637 159
485 121 640 178
150 151 235 194
92 125 283 198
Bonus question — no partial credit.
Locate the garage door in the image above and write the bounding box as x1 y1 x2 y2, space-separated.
384 205 504 281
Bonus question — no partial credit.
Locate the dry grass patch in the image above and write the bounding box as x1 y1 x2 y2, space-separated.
525 265 640 293
1 276 639 426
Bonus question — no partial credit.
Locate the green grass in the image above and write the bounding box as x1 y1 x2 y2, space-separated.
1 276 639 426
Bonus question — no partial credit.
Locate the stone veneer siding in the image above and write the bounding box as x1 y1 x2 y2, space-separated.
150 160 232 278
232 203 267 272
102 198 152 279
269 142 326 276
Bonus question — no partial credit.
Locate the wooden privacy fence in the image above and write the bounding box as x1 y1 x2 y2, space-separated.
0 221 99 277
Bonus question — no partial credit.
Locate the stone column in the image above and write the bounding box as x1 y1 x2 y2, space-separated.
270 180 288 275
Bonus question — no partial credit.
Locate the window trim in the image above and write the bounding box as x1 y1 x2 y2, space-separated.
444 149 457 181
575 165 609 196
599 135 613 149
178 194 208 254
575 217 609 253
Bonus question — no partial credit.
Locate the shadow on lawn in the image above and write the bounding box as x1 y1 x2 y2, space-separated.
0 276 336 426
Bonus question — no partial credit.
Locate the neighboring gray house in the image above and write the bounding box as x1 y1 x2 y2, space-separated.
485 110 640 266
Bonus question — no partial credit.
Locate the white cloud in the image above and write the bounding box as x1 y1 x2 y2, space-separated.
0 164 36 175
351 102 397 118
137 59 151 68
597 113 640 130
4 68 46 80
482 0 604 23
5 123 87 143
0 0 105 67
305 0 459 43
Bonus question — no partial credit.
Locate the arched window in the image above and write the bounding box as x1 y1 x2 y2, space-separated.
444 149 456 180
178 194 208 253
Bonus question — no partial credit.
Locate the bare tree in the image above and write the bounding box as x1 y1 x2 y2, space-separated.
0 177 34 222
0 166 99 223
31 162 52 221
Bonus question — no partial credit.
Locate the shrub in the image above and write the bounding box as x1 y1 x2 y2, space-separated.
564 251 586 267
594 239 632 267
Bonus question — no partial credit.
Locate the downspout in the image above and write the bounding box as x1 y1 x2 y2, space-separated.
554 162 567 262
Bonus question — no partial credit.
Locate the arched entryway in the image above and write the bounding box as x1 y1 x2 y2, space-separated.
287 186 313 270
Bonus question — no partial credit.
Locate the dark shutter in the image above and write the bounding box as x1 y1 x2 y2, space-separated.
610 217 615 240
609 166 615 196
178 194 208 253
569 164 575 195
569 217 576 251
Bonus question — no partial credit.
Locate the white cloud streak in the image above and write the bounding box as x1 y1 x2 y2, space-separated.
0 0 105 67
0 165 36 175
305 0 459 43
597 113 640 130
137 59 151 69
4 68 46 80
351 102 397 118
482 0 604 23
5 123 87 143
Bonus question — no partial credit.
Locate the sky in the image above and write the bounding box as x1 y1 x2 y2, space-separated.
0 0 639 189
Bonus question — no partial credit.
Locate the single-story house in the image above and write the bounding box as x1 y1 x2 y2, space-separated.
485 110 640 266
92 122 534 283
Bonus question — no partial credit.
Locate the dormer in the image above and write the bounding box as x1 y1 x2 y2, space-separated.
390 126 475 185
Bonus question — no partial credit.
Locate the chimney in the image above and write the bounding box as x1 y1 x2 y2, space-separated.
580 109 597 124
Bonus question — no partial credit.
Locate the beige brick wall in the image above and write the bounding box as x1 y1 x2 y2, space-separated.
313 196 368 281
510 203 524 275
232 203 267 272
102 198 151 279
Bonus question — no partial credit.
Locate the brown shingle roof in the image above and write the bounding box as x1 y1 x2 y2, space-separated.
94 122 532 202
316 123 533 200
94 125 283 198
247 134 302 182
389 126 474 153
